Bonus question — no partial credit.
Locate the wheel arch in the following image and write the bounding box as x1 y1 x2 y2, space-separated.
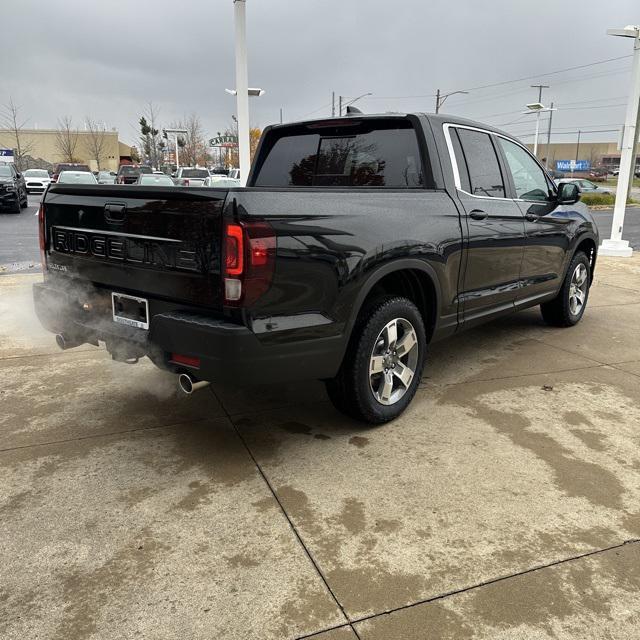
345 259 441 345
572 232 598 282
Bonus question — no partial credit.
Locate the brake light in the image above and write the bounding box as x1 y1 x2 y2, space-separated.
183 179 189 186
223 220 275 305
38 204 47 273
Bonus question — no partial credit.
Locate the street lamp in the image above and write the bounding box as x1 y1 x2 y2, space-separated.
435 90 468 113
338 93 372 116
522 102 556 158
225 88 265 97
600 24 640 258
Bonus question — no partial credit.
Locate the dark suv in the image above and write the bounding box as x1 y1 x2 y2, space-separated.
0 164 28 213
116 164 153 184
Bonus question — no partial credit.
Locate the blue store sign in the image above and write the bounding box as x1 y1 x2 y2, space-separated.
556 159 590 172
0 149 15 158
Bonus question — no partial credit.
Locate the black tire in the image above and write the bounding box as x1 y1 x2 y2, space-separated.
20 192 28 208
326 296 427 424
11 196 21 214
540 251 591 327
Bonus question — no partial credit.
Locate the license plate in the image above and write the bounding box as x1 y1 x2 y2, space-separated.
112 292 149 330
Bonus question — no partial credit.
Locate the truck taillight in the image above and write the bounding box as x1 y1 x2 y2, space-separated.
38 204 47 273
223 220 276 305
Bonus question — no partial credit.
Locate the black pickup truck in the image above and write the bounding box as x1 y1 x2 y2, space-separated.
34 113 598 423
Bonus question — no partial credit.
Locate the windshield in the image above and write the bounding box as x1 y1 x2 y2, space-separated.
0 166 13 177
24 169 49 178
139 175 174 186
181 169 209 178
57 172 97 184
119 165 152 175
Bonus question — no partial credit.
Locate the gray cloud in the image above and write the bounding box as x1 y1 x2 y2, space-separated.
2 0 638 145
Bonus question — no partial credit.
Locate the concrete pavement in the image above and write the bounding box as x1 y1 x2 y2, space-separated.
1 257 640 638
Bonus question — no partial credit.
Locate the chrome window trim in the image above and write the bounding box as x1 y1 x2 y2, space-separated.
443 122 554 204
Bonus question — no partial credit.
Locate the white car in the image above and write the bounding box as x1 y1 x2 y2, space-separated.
202 176 241 188
97 171 116 184
23 169 51 194
57 171 98 185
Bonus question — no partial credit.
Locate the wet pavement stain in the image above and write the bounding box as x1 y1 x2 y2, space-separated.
280 421 313 435
52 529 170 640
570 428 608 452
348 436 370 448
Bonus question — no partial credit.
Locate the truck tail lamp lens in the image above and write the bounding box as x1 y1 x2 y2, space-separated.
223 220 276 305
171 353 201 368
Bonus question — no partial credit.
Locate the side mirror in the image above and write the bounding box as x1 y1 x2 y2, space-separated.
557 182 580 205
16 173 21 179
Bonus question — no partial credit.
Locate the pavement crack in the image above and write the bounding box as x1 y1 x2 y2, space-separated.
347 538 640 628
210 387 360 639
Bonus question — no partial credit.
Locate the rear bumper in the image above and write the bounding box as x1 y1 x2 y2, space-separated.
33 281 344 384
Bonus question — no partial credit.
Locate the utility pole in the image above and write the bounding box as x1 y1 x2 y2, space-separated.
573 129 581 176
332 91 335 117
545 101 554 169
280 108 283 124
338 95 343 117
435 89 440 114
233 0 250 185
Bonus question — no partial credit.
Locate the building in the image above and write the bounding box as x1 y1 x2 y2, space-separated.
0 128 133 172
526 140 639 173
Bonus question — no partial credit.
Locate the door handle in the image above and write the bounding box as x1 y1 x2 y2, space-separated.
469 209 488 221
525 212 539 222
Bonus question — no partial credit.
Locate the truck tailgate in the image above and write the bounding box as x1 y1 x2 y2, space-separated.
43 185 228 308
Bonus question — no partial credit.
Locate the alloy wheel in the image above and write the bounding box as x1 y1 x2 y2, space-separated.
569 263 588 316
369 317 419 405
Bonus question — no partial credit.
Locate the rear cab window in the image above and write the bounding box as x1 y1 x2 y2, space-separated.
252 118 431 188
452 127 505 198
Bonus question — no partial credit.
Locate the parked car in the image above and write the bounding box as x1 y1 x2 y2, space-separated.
97 171 117 184
202 176 241 188
34 112 598 424
227 168 240 180
548 170 565 180
116 164 152 185
556 178 612 195
56 171 98 185
23 168 51 194
173 167 210 187
51 163 91 183
135 174 175 186
0 164 28 213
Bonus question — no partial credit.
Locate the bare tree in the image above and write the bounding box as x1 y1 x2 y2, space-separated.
85 117 108 170
55 116 79 162
1 97 35 171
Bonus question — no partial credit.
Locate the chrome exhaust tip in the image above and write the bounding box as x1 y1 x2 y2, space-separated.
178 373 210 395
55 333 81 351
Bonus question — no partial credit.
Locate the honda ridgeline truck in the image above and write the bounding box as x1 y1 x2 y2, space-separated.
33 112 598 423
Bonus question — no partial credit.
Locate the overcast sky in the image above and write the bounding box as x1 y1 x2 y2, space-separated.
2 0 638 146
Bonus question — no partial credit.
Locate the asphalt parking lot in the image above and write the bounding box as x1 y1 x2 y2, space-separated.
2 255 640 638
1 198 640 276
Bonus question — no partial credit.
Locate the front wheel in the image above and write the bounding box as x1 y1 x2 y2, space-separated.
540 251 591 327
326 296 427 424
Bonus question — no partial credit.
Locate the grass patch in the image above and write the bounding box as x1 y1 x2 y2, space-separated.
580 193 636 206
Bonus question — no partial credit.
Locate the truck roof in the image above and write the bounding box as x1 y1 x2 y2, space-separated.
267 111 515 141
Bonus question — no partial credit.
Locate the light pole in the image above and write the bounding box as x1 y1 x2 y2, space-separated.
522 102 556 158
338 92 372 116
600 24 640 257
435 89 468 113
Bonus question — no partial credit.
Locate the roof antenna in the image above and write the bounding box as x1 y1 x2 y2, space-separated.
346 105 363 115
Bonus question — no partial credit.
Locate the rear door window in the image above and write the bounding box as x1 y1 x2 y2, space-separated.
455 128 505 198
253 120 426 188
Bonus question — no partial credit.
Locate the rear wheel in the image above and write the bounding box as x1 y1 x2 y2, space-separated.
540 251 591 327
20 191 28 208
326 296 426 424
